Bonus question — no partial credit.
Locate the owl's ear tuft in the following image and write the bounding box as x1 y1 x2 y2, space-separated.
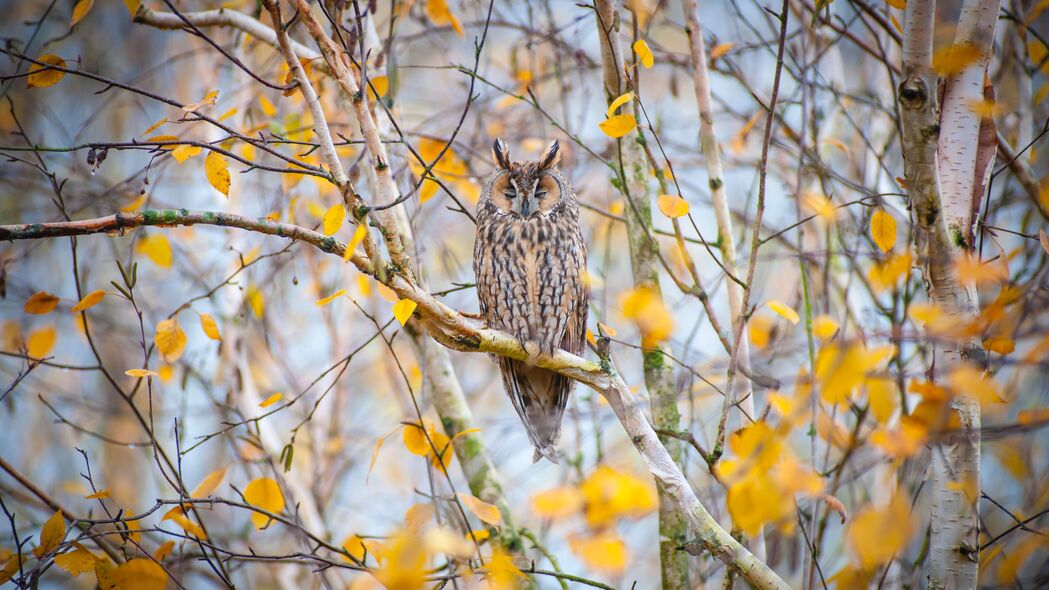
539 139 561 170
492 138 511 170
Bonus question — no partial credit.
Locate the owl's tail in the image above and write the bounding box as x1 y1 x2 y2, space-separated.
499 358 571 464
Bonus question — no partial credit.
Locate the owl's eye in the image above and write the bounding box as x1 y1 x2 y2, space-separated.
535 189 549 199
504 189 517 199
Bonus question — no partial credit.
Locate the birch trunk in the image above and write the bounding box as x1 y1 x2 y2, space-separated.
593 1 690 587
899 0 998 587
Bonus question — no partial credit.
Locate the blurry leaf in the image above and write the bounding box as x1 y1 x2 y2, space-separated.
27 326 57 358
0 550 21 584
812 315 839 341
531 487 583 520
457 493 501 526
368 75 389 100
846 493 915 568
315 290 347 308
570 533 627 573
486 548 526 587
426 0 464 36
246 284 264 317
932 43 982 76
205 151 231 197
84 489 110 500
605 91 634 118
142 118 167 136
33 510 66 558
154 318 187 363
580 465 657 529
27 55 66 88
153 541 174 561
121 194 147 212
25 291 60 314
869 209 896 253
619 287 673 345
953 253 1007 284
801 191 838 223
367 436 384 482
866 377 898 423
71 290 105 312
191 467 227 498
123 511 142 543
947 365 1004 406
633 39 654 68
870 420 927 458
966 98 1003 118
123 0 141 17
403 419 433 456
146 135 180 148
217 107 237 122
344 224 368 262
392 298 417 326
322 204 346 236
258 95 277 117
868 252 912 293
199 313 221 340
710 42 734 60
428 429 453 473
982 336 1014 355
182 89 218 113
124 369 157 378
342 534 366 563
258 392 282 408
161 507 205 539
54 546 99 576
244 477 285 530
110 558 167 590
885 0 905 8
404 503 435 533
136 233 173 268
598 114 637 138
657 194 690 218
748 315 772 349
171 144 202 163
767 300 800 325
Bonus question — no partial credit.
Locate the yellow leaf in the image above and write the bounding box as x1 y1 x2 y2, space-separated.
199 313 221 340
885 0 905 8
531 487 583 520
425 0 464 36
710 42 735 60
429 429 453 473
54 546 99 576
967 98 1003 118
182 89 219 113
866 377 898 423
25 291 60 314
947 365 1004 406
158 364 174 382
404 503 435 533
486 548 526 586
869 252 913 293
33 510 66 558
392 298 417 326
244 477 285 530
748 315 772 349
932 43 982 76
570 533 628 573
605 91 634 118
0 550 20 584
124 369 157 378
368 75 389 100
457 493 502 526
767 300 800 325
322 204 346 236
71 290 105 312
246 284 264 317
344 224 368 262
84 488 110 499
136 233 173 268
171 144 202 163
146 134 180 148
122 0 141 17
121 194 147 212
403 419 433 456
153 540 175 561
846 493 914 568
801 191 838 223
467 528 490 543
953 253 1007 284
633 39 654 68
191 467 227 498
315 289 346 307
27 326 57 358
598 113 637 138
258 392 283 408
205 151 231 197
869 209 896 253
110 558 167 590
142 117 167 136
217 107 238 122
619 287 673 344
812 315 839 341
258 95 277 117
154 318 187 362
69 0 94 24
161 507 205 539
580 465 657 528
27 55 66 88
367 436 384 482
657 194 690 218
982 336 1015 355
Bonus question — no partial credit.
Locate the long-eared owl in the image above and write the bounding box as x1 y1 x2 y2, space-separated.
473 138 589 463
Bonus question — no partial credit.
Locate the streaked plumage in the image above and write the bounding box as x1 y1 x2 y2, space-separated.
474 138 589 463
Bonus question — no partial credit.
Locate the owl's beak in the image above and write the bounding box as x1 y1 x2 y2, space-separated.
517 194 537 218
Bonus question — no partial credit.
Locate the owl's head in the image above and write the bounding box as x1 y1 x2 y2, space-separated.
484 138 569 219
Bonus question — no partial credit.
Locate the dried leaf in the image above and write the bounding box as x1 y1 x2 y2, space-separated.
154 318 187 363
27 326 57 358
27 55 66 88
205 151 231 197
457 493 502 526
70 0 94 26
25 291 60 314
71 290 105 312
33 510 66 558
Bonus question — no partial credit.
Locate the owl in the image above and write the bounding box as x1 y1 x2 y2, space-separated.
473 138 589 463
